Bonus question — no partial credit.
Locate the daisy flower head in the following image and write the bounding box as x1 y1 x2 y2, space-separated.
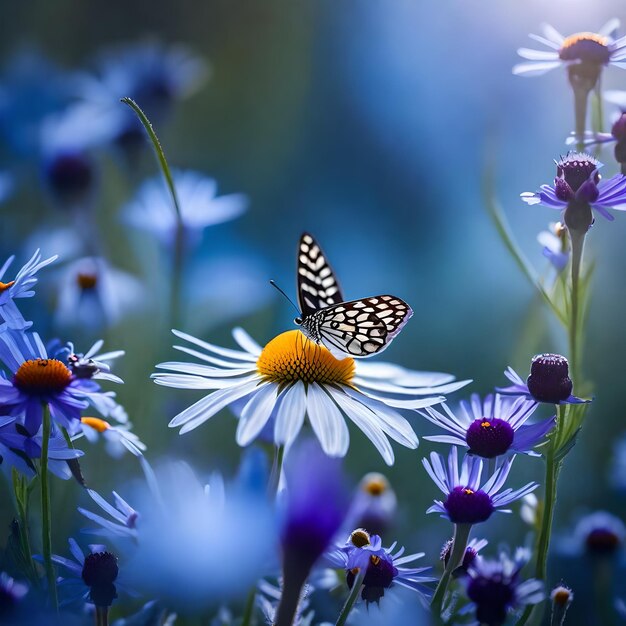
464 548 544 626
0 249 57 330
153 327 470 464
421 393 554 458
124 171 248 249
422 447 538 525
326 529 433 606
0 329 123 435
521 153 626 230
497 354 589 405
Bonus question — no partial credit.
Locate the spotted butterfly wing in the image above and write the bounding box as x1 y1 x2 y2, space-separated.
297 233 344 315
295 233 413 358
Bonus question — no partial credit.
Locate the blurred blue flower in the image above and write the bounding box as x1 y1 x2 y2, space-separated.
559 511 625 558
0 249 57 330
421 393 554 458
0 329 122 435
344 472 397 538
0 571 29 619
513 20 626 77
537 222 569 273
54 256 145 330
464 548 544 626
154 327 469 463
78 488 139 540
326 529 433 606
123 171 248 249
521 153 626 223
422 447 538 524
125 459 276 612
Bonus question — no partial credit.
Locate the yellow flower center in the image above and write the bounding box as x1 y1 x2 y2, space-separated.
77 272 98 290
81 417 111 433
350 529 372 548
463 488 474 496
256 330 355 386
561 32 609 50
481 420 491 429
363 474 389 496
14 358 72 395
0 280 15 293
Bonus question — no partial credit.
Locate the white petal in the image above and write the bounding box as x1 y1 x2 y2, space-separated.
172 329 257 361
512 61 562 76
306 383 349 457
236 383 279 446
274 381 307 448
232 327 262 356
540 23 565 45
517 47 560 61
600 18 620 37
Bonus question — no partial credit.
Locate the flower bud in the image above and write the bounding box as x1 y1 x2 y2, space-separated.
526 354 573 403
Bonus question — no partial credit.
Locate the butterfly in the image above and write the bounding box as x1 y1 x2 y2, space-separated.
293 232 413 358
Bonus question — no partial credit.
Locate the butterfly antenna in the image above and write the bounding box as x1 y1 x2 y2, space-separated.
269 280 300 315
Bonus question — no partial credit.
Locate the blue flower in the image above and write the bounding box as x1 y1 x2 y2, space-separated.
537 222 569 272
421 393 554 458
422 447 538 524
521 153 626 223
440 537 488 578
513 21 626 77
78 488 139 540
497 354 589 405
0 571 29 618
344 472 397 538
464 548 544 626
0 249 57 330
560 511 625 557
326 529 433 606
0 329 123 434
123 171 248 248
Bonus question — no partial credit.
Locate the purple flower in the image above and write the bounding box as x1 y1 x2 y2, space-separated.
440 537 488 578
521 153 626 226
497 354 589 405
78 488 139 539
422 447 538 524
326 529 433 605
465 548 544 626
0 249 57 330
0 572 28 617
0 329 123 435
421 393 554 458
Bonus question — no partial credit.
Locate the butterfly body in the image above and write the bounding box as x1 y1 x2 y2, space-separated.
294 233 413 358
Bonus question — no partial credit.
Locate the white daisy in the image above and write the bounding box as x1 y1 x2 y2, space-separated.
153 328 470 465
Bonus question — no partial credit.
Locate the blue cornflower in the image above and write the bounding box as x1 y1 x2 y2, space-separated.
560 511 625 558
78 488 139 540
421 394 554 458
0 249 57 330
123 171 248 249
0 417 84 480
326 529 433 606
464 548 544 626
538 222 569 272
0 329 123 434
513 20 626 77
422 447 538 524
154 327 468 463
497 354 589 405
521 153 626 225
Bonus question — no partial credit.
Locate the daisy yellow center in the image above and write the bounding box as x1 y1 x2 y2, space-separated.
14 358 72 395
0 280 15 293
561 32 609 50
363 476 388 496
81 417 111 433
256 330 355 385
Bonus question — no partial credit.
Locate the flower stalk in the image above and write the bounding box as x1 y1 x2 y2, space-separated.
335 568 365 626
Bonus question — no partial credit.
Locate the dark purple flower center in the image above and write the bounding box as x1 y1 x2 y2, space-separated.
82 551 119 587
467 575 515 626
559 33 611 65
347 553 398 603
555 154 600 199
585 528 621 555
526 353 573 403
45 152 94 204
466 418 515 458
444 487 494 524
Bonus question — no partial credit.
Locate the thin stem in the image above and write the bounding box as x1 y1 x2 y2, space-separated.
241 587 256 626
40 404 58 609
96 606 109 626
274 570 307 626
569 229 586 385
573 85 590 152
335 569 365 626
431 523 471 617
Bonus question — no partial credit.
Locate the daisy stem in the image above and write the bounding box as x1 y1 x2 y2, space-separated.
430 523 471 617
568 229 586 385
335 569 365 626
95 606 109 626
275 567 307 626
40 403 58 609
573 85 589 152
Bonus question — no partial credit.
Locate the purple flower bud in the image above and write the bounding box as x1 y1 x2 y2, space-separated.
526 354 573 403
82 551 119 588
556 153 600 193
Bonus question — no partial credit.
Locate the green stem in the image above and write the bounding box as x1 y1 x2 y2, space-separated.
335 569 365 626
11 470 38 584
573 85 590 152
569 229 585 385
40 404 58 609
431 523 471 617
241 587 256 626
96 606 109 626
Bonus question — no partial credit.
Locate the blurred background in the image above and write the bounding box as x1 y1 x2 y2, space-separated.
0 0 626 623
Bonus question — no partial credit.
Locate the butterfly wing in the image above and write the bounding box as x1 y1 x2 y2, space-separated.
301 295 413 358
297 232 344 316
